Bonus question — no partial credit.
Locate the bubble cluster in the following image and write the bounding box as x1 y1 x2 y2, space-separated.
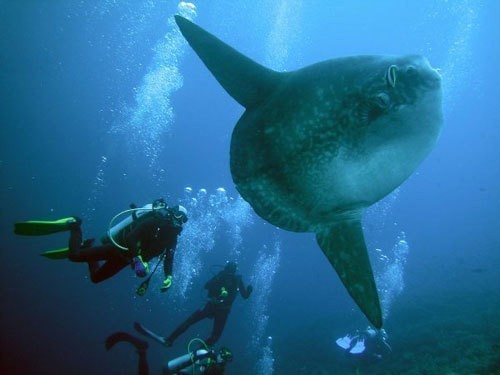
255 337 276 375
421 0 482 108
111 2 198 170
178 2 197 19
375 233 410 320
364 188 407 321
248 239 281 374
168 187 253 299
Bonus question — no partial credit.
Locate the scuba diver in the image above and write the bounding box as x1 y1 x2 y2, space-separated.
336 326 392 361
162 261 253 347
105 330 232 375
163 341 232 375
14 199 188 294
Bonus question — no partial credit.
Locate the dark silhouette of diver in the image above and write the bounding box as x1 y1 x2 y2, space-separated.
164 261 253 346
105 331 232 374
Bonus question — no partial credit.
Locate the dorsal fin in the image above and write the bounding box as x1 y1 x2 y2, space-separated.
175 15 283 109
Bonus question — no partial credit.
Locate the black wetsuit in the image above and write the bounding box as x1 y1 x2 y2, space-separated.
68 213 182 283
167 270 252 346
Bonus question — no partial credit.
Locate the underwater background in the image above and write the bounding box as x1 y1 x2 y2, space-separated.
1 1 499 374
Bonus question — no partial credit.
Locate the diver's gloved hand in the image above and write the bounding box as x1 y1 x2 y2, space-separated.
160 275 172 292
132 256 149 278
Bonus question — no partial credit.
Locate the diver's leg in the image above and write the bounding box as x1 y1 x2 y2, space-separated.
166 304 210 344
87 261 101 278
68 230 123 262
89 257 129 283
206 310 229 346
68 226 83 260
137 348 149 375
78 244 123 261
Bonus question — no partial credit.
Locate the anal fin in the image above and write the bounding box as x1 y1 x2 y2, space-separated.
316 219 382 328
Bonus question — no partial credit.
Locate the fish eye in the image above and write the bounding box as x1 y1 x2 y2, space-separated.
386 65 398 88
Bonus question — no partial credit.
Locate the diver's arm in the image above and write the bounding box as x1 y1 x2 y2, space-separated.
239 276 253 299
160 225 179 277
163 247 175 277
159 224 181 292
160 249 174 293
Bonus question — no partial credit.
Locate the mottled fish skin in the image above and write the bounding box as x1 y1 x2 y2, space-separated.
231 56 442 232
175 16 443 328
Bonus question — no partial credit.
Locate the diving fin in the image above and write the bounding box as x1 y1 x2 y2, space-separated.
349 338 366 354
134 322 167 346
40 247 70 260
14 217 79 236
336 335 353 350
40 238 94 260
105 331 149 352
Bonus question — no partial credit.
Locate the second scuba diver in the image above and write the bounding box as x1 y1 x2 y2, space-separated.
14 198 188 293
162 261 253 346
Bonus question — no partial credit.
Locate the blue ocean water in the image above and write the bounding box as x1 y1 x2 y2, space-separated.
1 1 499 374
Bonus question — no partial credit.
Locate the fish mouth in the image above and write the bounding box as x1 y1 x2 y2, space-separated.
433 67 442 79
413 64 441 90
426 69 442 89
429 66 442 81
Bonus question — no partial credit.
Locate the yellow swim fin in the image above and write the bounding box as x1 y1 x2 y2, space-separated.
40 247 70 260
14 217 78 236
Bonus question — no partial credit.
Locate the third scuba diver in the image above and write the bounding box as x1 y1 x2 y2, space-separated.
106 330 232 375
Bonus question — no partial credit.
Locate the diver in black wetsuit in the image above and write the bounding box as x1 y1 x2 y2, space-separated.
67 199 187 290
14 198 188 293
105 331 232 375
164 261 253 346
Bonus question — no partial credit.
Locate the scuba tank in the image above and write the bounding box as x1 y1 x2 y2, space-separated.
101 199 167 250
109 204 153 240
101 203 153 250
164 349 211 374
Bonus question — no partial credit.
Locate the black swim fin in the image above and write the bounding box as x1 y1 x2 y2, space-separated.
105 331 149 351
14 217 79 236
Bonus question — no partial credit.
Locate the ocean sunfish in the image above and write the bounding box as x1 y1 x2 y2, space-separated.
175 15 443 328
